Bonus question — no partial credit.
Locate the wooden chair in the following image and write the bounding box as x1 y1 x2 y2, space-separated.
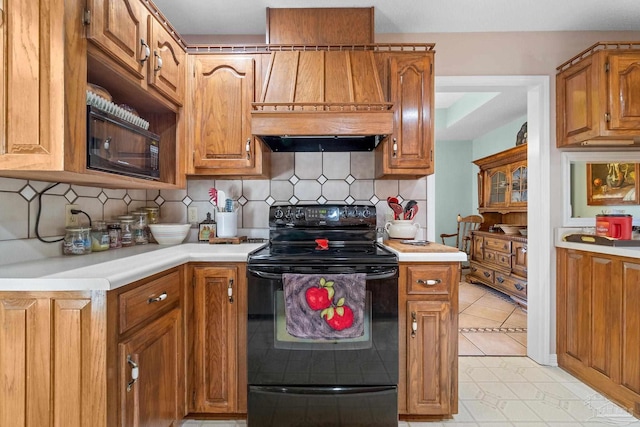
440 214 484 256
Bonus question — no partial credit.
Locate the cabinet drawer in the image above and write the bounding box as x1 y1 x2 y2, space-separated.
119 269 181 334
501 275 527 299
485 250 511 269
468 262 494 283
484 237 511 253
407 265 453 295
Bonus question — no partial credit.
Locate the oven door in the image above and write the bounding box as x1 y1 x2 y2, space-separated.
246 265 398 426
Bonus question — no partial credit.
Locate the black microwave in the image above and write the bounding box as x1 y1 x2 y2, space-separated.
87 106 160 180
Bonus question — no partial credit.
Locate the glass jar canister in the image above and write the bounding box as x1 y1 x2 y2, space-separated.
91 220 110 251
120 218 136 247
63 226 92 255
132 211 149 245
107 221 122 249
144 207 159 243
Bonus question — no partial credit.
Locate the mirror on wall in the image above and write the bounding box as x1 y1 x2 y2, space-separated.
562 151 640 227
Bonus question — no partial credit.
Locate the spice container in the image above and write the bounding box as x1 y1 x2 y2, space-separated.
108 221 122 249
63 226 92 255
91 220 110 251
120 218 136 247
132 211 149 245
144 207 159 242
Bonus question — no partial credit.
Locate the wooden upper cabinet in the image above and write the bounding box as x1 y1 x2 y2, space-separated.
0 0 65 170
148 17 185 106
86 0 149 80
375 52 434 178
266 7 374 44
189 54 269 177
474 144 527 213
556 43 640 147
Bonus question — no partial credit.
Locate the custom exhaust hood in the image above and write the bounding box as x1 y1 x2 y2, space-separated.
251 48 394 152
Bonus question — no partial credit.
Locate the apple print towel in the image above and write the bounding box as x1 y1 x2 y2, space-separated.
282 273 366 340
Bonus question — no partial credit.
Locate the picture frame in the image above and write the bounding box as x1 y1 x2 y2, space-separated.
198 212 216 242
587 162 639 206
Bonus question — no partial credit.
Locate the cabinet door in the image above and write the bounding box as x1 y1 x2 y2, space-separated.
382 53 433 176
608 53 640 131
0 293 106 427
621 260 640 395
190 266 239 413
148 17 185 105
512 240 528 277
509 161 528 207
87 0 149 80
557 249 591 365
471 234 484 261
0 0 64 170
190 55 260 174
120 308 182 427
556 54 602 147
486 167 508 208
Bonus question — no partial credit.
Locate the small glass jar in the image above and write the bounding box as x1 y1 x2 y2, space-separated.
144 207 159 243
132 211 149 245
63 226 92 255
107 221 122 249
120 218 136 247
91 220 110 252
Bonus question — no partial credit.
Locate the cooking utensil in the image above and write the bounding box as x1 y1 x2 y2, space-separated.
403 200 418 220
387 196 403 220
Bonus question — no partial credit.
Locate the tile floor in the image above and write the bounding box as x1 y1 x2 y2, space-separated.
458 280 527 356
181 357 640 426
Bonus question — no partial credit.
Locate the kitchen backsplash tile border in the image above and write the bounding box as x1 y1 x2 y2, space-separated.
0 152 427 261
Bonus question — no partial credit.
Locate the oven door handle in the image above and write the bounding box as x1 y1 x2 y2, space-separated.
247 267 397 281
251 385 397 395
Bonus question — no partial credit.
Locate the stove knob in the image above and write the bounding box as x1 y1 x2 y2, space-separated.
295 208 305 219
341 207 349 218
273 208 284 219
348 207 358 218
284 208 293 220
362 207 371 218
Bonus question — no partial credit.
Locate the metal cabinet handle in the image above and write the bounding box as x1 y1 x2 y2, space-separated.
153 51 163 72
411 312 417 338
148 292 167 303
514 283 525 291
470 267 477 272
520 246 527 254
496 276 505 284
140 39 150 63
245 138 251 160
392 138 398 158
126 355 139 392
416 279 441 286
228 279 234 303
483 271 491 278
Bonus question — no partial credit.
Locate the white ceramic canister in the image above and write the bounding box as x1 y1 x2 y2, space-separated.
384 220 420 239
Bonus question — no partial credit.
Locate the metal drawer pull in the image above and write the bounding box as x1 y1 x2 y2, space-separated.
126 356 139 392
416 279 441 286
148 292 167 303
246 138 251 160
483 271 491 278
140 39 150 63
496 277 505 283
514 283 525 291
392 138 398 157
411 312 417 338
228 279 234 303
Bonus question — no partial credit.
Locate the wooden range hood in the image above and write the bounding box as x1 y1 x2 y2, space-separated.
251 48 394 151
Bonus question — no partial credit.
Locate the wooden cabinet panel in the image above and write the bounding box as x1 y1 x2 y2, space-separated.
590 256 620 381
621 260 640 395
512 241 528 277
559 249 590 362
189 55 269 177
473 144 527 213
0 292 106 427
189 265 242 414
406 300 452 415
120 308 182 427
376 52 434 178
148 18 185 105
556 45 640 147
406 265 453 295
87 0 148 80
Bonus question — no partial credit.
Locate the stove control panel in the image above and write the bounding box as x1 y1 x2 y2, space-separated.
270 204 376 227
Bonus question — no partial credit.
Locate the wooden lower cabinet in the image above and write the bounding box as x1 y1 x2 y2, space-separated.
0 291 107 427
399 263 458 418
557 248 640 418
107 266 185 427
187 264 246 415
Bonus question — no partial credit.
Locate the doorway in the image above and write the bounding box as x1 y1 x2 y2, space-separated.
428 75 552 365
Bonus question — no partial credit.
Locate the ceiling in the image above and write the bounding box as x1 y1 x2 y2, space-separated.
151 0 638 141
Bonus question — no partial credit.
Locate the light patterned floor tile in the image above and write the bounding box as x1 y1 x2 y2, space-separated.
462 332 527 356
459 313 504 328
459 333 485 356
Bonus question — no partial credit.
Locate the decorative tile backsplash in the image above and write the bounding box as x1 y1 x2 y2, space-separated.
0 152 427 248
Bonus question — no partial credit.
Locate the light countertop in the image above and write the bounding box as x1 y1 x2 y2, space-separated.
555 228 640 259
0 241 464 292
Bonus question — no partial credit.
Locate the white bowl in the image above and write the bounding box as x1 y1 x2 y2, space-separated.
149 223 190 245
496 224 526 235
